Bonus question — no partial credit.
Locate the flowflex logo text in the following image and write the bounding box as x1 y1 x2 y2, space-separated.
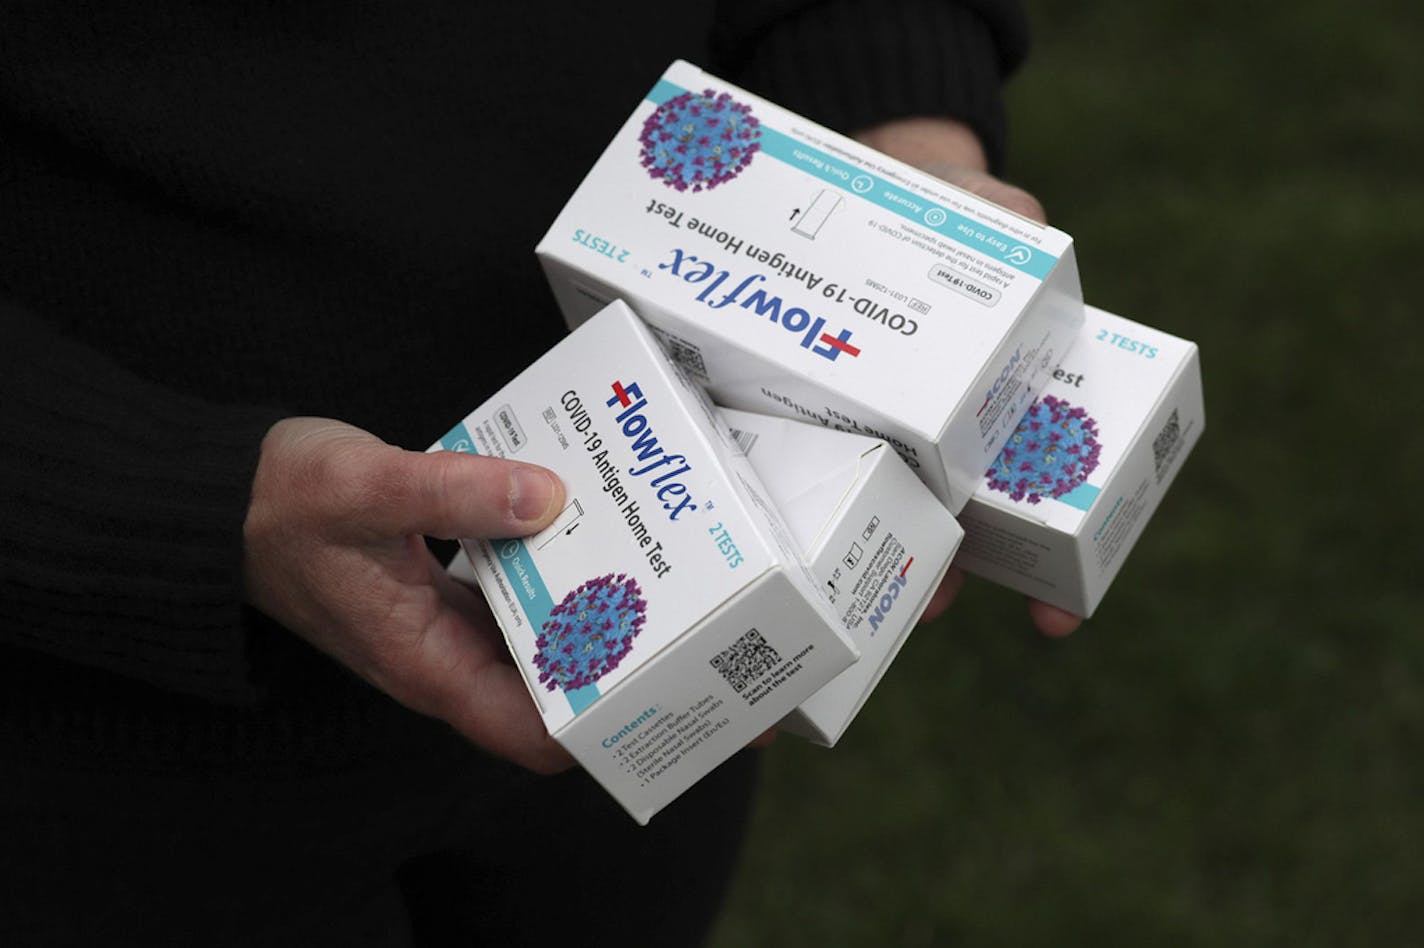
658 248 862 363
606 381 699 520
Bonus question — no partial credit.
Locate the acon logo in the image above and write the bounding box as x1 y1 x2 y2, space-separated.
976 346 1022 418
867 557 915 634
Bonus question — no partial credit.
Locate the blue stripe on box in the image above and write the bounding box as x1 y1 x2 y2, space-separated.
438 422 600 715
1057 482 1101 512
644 82 1059 279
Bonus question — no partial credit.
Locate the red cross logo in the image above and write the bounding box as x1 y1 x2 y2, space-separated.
819 331 862 358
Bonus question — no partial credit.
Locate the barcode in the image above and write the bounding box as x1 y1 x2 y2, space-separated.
710 628 781 694
659 332 709 382
726 426 759 456
1152 408 1181 480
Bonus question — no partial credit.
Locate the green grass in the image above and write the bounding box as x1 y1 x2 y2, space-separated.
710 2 1424 944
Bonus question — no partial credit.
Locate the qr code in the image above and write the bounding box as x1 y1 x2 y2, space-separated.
1152 408 1181 479
710 628 781 693
652 327 710 382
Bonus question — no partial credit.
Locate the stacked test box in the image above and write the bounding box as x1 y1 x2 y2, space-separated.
436 61 1203 822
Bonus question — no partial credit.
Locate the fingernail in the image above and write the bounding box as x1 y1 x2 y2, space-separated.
510 467 558 523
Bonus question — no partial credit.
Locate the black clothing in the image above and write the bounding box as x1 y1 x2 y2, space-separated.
0 2 1027 942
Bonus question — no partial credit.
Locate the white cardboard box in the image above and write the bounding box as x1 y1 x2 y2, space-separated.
536 60 1085 514
718 408 963 746
954 305 1205 618
434 301 857 824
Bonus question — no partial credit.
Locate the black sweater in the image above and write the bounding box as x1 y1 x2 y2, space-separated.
0 0 1027 775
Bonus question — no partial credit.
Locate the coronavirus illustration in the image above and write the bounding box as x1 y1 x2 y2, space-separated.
639 89 761 192
534 573 647 692
985 394 1103 504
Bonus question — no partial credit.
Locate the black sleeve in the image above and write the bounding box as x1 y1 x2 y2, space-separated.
712 0 1030 171
0 301 286 704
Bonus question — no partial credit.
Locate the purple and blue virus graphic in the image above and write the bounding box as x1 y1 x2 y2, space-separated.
986 394 1103 504
534 574 647 692
639 89 761 192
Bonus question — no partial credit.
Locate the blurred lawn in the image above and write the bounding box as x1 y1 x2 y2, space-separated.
710 1 1424 944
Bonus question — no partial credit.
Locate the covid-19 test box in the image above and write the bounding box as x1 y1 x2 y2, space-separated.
434 301 857 823
537 60 1085 513
718 409 963 746
954 305 1205 618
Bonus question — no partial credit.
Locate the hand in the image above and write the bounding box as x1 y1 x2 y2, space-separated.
918 566 1081 638
242 417 575 773
855 117 1081 638
853 116 1045 222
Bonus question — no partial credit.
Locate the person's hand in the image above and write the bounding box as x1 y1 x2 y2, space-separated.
854 116 1045 223
918 566 1081 637
854 117 1081 638
242 417 575 773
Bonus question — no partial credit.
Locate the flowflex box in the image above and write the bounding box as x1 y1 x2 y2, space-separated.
536 60 1085 514
954 305 1205 618
718 409 963 746
434 301 857 824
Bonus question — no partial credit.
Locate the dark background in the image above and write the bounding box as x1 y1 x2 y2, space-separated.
711 1 1424 943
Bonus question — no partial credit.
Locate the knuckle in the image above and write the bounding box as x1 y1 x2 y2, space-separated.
429 452 472 518
413 451 480 538
335 447 413 522
294 442 369 513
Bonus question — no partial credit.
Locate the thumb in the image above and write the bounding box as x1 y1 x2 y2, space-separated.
923 163 1048 225
369 449 566 540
